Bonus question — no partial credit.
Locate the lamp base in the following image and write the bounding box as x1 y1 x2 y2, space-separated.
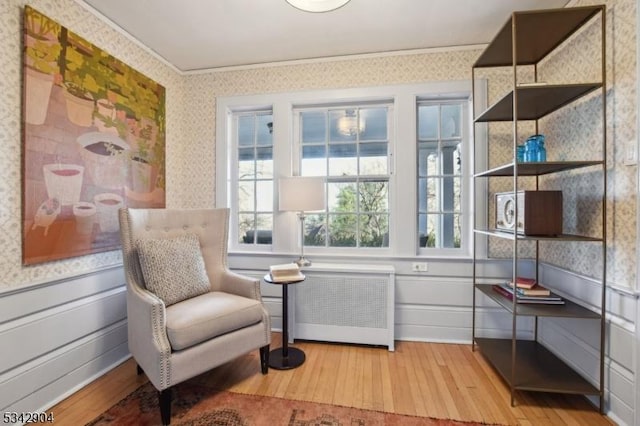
295 257 312 267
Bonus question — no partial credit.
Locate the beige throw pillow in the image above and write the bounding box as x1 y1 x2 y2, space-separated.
136 233 211 306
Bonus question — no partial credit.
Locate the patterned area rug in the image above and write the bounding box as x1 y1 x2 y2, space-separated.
87 382 498 426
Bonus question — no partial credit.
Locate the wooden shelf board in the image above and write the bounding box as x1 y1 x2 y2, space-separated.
475 83 602 122
473 228 603 242
473 6 603 68
475 161 603 177
474 338 600 395
475 284 601 319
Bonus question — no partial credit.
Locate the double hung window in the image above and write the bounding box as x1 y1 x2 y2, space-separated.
234 110 274 245
296 105 391 248
417 100 466 249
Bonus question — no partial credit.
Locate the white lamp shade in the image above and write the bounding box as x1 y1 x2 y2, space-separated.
279 176 325 212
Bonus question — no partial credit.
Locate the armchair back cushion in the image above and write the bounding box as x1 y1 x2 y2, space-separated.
121 208 231 295
136 233 210 306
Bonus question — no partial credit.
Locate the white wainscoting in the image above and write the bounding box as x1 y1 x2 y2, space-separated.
395 265 635 425
0 257 634 425
0 266 129 416
539 263 636 426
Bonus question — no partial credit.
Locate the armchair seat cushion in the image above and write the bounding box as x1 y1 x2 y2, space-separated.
166 291 264 351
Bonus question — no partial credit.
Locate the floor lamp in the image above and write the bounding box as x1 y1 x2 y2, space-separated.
279 176 325 267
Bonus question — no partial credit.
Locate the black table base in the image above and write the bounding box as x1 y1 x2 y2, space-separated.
268 346 306 370
263 273 306 370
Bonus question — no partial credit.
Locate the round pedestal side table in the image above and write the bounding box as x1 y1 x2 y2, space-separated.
263 273 306 370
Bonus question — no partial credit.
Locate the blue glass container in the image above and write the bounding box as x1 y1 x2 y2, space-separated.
524 138 538 162
536 136 546 162
524 134 545 162
516 145 525 162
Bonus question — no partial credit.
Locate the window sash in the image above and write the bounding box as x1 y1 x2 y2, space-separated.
295 104 392 249
417 100 467 250
233 111 274 246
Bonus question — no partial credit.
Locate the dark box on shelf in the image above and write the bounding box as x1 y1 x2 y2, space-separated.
495 190 563 236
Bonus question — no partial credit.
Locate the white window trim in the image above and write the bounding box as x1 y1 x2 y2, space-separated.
216 80 479 259
473 78 489 260
416 98 470 256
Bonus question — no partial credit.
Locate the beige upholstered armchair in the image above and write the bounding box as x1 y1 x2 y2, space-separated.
118 208 271 425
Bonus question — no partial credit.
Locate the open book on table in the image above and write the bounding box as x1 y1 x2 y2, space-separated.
269 263 305 282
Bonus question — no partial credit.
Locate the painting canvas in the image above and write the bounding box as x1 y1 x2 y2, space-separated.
22 6 166 265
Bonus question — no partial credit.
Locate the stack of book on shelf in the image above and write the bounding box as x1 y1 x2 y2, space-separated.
492 277 564 305
269 263 305 283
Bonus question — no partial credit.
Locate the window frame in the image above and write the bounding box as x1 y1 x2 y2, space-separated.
216 81 476 259
292 102 393 251
416 98 471 255
232 109 274 248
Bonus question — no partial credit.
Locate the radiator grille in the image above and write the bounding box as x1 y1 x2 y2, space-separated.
295 275 387 329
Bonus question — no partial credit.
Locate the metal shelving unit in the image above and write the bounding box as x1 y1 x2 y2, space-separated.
471 5 607 412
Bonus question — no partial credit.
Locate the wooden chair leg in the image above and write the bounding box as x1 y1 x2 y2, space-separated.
260 344 270 374
159 388 172 425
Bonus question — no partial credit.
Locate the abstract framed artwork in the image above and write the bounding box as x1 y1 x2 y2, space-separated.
22 6 166 265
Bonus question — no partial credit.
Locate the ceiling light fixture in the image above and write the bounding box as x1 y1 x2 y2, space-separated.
337 109 365 136
285 0 351 13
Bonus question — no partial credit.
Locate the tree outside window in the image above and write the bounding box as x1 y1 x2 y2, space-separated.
297 106 390 248
236 111 273 245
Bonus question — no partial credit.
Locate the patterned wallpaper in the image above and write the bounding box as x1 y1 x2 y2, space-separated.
0 0 636 290
0 0 184 288
180 49 478 209
550 0 637 288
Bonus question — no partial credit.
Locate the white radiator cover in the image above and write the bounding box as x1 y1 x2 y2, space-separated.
291 263 395 351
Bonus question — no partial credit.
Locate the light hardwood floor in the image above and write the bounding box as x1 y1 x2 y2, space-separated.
50 333 615 425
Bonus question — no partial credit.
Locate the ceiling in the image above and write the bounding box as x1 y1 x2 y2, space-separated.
80 0 570 73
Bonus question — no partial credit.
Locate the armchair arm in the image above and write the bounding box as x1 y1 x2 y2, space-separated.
219 269 262 301
126 285 173 390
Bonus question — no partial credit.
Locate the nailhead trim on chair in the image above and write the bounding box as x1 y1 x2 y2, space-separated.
152 302 172 389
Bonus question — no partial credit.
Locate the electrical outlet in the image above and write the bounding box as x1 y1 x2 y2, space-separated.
411 262 428 272
624 142 637 166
